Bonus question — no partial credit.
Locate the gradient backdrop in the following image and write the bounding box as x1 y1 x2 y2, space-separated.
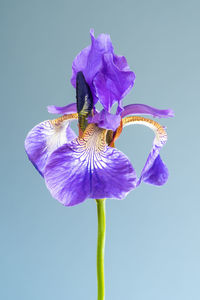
1 0 200 299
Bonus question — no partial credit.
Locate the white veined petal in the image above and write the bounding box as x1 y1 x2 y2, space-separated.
25 114 77 176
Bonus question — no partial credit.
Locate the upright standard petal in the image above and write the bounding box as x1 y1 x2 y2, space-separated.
113 54 131 71
71 30 135 111
71 29 113 89
122 116 168 186
121 104 174 118
25 114 77 176
94 53 135 111
44 124 137 206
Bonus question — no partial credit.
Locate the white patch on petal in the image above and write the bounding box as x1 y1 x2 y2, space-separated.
25 114 77 175
46 120 71 152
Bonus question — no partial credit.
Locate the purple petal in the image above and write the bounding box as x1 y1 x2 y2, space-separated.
138 130 168 186
121 104 174 118
25 119 77 176
71 29 113 88
71 30 135 111
94 53 135 111
140 153 169 186
113 54 131 71
47 103 77 115
71 44 91 87
44 124 137 206
88 110 121 131
122 116 168 186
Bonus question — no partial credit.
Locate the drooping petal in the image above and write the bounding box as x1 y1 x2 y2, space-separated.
44 123 137 206
88 109 121 131
94 53 135 111
141 153 168 185
122 116 168 186
47 103 77 114
121 104 174 118
25 114 78 176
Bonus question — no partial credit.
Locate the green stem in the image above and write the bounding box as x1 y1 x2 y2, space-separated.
96 199 106 300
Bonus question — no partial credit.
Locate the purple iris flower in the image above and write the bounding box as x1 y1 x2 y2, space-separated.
25 30 174 206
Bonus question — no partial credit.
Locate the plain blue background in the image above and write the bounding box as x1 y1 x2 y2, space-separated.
1 0 200 299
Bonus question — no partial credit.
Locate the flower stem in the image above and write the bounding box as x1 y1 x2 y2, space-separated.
96 199 106 300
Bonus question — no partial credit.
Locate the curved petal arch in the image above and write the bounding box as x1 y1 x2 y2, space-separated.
122 116 168 186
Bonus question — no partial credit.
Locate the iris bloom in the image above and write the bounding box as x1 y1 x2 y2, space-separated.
25 30 174 300
25 30 174 206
